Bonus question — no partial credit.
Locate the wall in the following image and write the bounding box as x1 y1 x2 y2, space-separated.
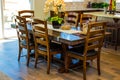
33 0 120 20
65 0 97 10
33 0 97 20
34 0 46 20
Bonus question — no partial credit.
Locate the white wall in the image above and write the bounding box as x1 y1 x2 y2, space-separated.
33 0 46 20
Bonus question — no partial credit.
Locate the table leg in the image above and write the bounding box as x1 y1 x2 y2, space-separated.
58 43 70 73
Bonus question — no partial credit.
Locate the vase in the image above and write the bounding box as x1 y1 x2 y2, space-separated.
52 21 61 29
104 7 107 14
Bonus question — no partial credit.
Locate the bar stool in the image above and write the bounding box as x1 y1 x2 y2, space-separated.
105 22 120 50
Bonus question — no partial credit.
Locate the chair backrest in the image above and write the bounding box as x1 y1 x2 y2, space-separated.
83 21 106 56
64 12 79 27
15 16 30 46
80 14 97 28
32 19 49 55
18 10 34 22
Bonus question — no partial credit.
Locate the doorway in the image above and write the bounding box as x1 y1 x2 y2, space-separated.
0 0 31 38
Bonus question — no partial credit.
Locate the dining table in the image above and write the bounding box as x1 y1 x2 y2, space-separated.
27 22 88 72
27 23 86 46
27 21 110 73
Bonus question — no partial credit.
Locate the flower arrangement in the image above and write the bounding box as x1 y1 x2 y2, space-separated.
44 0 66 15
44 0 66 24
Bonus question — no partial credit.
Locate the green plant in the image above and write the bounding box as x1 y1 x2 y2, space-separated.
102 2 109 7
47 16 63 24
91 2 109 8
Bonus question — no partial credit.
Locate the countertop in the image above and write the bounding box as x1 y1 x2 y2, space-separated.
65 8 103 12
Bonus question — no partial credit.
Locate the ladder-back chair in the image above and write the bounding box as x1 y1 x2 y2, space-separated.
15 16 34 66
18 10 34 22
80 14 97 30
64 12 79 27
65 21 106 80
32 19 62 74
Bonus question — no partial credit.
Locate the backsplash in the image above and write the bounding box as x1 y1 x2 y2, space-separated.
65 0 96 10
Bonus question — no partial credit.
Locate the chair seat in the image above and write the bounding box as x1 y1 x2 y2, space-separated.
38 42 62 52
68 46 97 57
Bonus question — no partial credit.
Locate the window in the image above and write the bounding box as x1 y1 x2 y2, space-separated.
64 0 84 2
116 0 120 3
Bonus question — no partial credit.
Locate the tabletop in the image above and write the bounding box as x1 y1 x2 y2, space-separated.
27 23 86 46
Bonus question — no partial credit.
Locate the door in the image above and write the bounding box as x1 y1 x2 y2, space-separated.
1 0 31 38
0 0 3 38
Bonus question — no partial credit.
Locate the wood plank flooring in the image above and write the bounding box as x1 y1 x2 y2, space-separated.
0 38 120 80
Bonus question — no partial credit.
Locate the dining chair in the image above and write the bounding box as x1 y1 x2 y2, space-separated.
65 21 106 80
18 10 34 22
32 19 62 74
15 16 34 66
64 12 79 27
80 14 97 30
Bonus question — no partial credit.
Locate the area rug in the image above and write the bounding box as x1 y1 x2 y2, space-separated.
0 71 12 80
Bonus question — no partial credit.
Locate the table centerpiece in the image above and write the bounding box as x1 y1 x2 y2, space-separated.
44 0 66 29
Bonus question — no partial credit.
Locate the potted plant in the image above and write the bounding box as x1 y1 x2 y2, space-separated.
102 2 109 8
47 16 63 28
44 0 66 29
102 2 109 14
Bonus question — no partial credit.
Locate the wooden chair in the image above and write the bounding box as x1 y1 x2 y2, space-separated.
64 12 79 27
18 10 34 22
65 21 106 80
32 19 62 74
80 14 97 30
15 16 34 66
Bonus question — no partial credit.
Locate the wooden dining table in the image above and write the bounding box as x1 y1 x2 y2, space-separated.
27 22 110 73
27 23 86 46
27 23 87 72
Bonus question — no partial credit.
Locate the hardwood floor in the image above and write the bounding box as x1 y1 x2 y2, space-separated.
0 38 120 80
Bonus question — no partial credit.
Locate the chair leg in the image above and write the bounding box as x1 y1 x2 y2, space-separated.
18 47 22 61
47 55 51 74
27 50 30 66
51 55 54 63
34 53 38 68
83 60 86 80
97 55 101 75
115 29 119 50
